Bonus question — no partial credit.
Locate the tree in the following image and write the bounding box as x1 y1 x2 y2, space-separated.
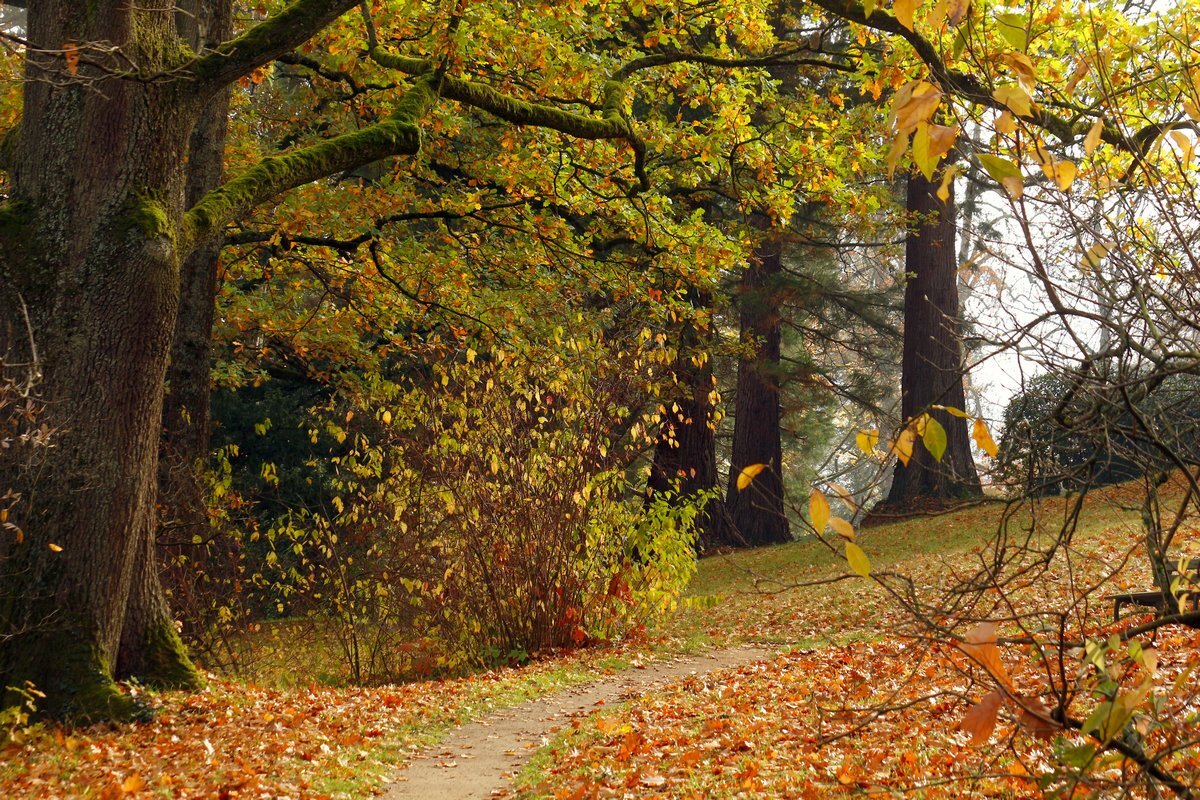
883 171 981 507
646 298 742 551
725 235 791 545
0 0 680 721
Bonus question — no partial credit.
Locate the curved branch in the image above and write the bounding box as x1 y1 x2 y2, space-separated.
183 76 438 252
797 0 1162 154
191 0 360 90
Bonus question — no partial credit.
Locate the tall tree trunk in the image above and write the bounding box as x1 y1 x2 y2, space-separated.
726 237 790 545
116 0 232 686
0 2 199 720
646 305 740 551
885 172 981 507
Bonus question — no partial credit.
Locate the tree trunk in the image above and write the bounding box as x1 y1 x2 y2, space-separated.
884 172 981 507
726 237 790 545
0 2 200 719
116 0 232 687
646 307 740 551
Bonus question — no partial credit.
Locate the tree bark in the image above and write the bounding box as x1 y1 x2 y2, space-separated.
646 306 740 551
0 2 201 719
884 172 981 507
116 0 232 687
725 237 790 545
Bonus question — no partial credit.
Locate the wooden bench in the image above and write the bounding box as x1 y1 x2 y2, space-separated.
1111 556 1200 622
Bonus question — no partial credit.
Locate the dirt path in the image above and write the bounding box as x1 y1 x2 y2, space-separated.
381 646 772 799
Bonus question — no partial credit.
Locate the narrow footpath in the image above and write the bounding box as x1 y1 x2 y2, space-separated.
382 646 771 799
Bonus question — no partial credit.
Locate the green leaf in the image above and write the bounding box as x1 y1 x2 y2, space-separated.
922 415 947 461
978 153 1022 182
996 12 1028 50
846 542 871 577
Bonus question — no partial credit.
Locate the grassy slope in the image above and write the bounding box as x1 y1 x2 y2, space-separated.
518 484 1200 798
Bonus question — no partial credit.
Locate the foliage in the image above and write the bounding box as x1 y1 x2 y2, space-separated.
222 331 698 680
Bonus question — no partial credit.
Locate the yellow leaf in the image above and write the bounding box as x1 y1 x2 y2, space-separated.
894 0 921 31
1185 98 1200 122
1084 118 1104 156
1053 159 1077 191
946 0 970 24
923 415 947 462
830 517 855 540
846 542 871 577
892 426 916 466
1065 58 1090 93
382 410 392 425
736 463 766 491
932 404 970 418
995 110 1017 135
1170 130 1195 166
828 482 858 511
863 0 877 16
913 122 959 180
926 123 959 160
886 131 910 180
993 84 1032 117
856 429 879 455
893 83 942 134
1080 240 1116 271
1001 52 1037 91
936 164 959 203
926 0 949 28
1040 156 1077 191
972 418 999 457
121 774 147 793
48 543 63 552
978 153 1021 182
1000 175 1024 199
810 489 831 533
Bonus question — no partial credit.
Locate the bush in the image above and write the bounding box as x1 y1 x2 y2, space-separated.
998 371 1200 495
249 337 695 681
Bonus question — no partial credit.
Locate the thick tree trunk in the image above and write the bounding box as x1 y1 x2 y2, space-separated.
726 238 790 545
117 0 232 687
885 173 981 507
0 2 200 719
646 309 740 551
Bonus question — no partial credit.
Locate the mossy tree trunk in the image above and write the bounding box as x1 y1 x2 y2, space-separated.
0 0 365 721
0 2 200 719
884 173 981 507
118 0 234 685
725 237 790 546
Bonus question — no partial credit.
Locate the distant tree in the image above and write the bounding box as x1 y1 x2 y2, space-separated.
883 171 981 508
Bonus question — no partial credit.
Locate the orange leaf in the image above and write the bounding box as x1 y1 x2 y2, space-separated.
64 42 79 76
958 691 1003 745
121 774 146 793
1016 698 1058 740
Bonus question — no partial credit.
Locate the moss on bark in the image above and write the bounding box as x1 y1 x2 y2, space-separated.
133 620 203 690
4 630 146 723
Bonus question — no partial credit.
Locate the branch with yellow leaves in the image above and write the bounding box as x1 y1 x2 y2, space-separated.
797 0 1176 161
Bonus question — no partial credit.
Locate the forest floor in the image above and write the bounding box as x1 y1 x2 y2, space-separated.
3 482 1199 798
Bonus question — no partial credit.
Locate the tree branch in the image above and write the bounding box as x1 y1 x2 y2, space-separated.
183 76 438 252
798 0 1151 153
191 0 360 90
